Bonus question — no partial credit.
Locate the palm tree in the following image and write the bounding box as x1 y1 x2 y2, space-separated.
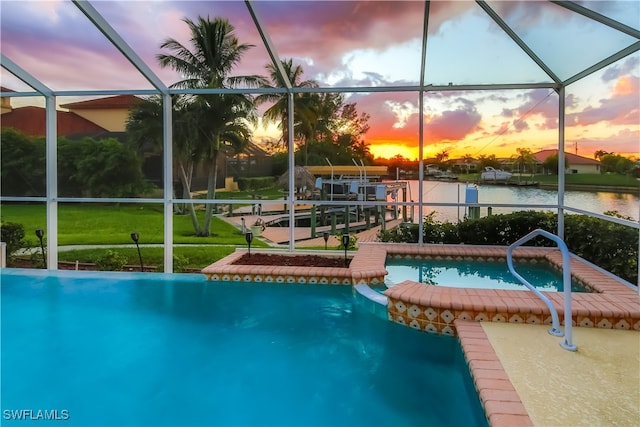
126 95 205 230
512 148 537 175
255 59 319 165
157 16 261 236
461 154 475 172
594 150 611 161
435 149 450 169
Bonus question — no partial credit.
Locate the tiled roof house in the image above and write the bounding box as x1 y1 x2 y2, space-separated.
534 149 601 174
0 91 142 138
1 105 108 138
60 95 143 132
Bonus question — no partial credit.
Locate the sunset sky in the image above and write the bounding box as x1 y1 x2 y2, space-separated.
1 0 638 161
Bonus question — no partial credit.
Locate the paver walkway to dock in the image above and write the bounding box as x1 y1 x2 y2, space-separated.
220 208 403 247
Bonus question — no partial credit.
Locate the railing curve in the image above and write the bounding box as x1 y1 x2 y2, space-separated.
507 229 577 351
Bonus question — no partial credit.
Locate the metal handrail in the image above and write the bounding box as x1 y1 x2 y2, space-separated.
507 229 577 351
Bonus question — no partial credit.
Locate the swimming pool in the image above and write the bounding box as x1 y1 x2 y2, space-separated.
1 269 487 426
384 258 586 292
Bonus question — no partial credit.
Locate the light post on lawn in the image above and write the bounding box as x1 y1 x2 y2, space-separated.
35 228 46 268
323 232 330 250
130 232 143 272
341 234 350 267
245 231 254 257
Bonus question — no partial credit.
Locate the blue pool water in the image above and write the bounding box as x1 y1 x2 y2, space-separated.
385 259 586 292
1 269 487 427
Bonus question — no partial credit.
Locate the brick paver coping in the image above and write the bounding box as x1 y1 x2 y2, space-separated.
456 320 534 427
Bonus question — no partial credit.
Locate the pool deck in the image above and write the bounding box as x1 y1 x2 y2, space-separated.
202 242 640 426
457 321 639 427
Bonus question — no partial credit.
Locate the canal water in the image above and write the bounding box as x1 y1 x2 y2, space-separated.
393 180 639 223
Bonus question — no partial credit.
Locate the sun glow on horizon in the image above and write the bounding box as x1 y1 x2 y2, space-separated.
369 143 418 160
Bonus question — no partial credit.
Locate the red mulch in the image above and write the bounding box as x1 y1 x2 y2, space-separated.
233 253 350 268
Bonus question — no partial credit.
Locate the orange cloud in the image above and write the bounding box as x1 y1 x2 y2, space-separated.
613 75 637 95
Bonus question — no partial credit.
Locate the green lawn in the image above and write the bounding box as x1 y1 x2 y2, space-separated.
56 245 236 271
214 186 285 200
533 173 639 187
0 203 268 247
457 173 638 187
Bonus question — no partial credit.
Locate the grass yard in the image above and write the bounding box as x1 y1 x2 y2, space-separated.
533 173 639 187
0 203 268 247
56 245 237 271
456 173 638 188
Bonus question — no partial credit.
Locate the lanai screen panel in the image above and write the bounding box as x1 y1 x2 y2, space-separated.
0 0 155 92
91 0 275 89
581 0 640 30
250 1 424 89
487 0 639 82
563 53 640 221
423 2 554 85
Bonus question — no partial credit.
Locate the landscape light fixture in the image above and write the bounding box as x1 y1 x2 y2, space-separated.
245 231 254 257
323 232 330 250
130 232 143 272
342 234 350 266
35 228 46 268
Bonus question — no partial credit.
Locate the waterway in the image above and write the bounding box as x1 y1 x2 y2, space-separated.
393 180 639 223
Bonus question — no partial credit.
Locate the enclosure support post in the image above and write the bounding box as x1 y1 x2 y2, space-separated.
557 86 566 240
287 93 295 251
45 95 58 271
163 93 173 273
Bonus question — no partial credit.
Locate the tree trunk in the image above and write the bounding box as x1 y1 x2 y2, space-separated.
178 160 202 235
201 151 219 236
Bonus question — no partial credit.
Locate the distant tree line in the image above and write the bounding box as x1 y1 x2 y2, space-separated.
594 150 637 176
376 148 636 177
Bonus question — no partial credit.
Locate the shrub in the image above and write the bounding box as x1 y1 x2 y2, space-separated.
95 250 127 271
0 129 46 196
336 232 358 250
172 254 190 272
0 222 26 259
30 251 46 269
236 177 276 192
1 129 149 198
564 215 637 284
457 211 556 246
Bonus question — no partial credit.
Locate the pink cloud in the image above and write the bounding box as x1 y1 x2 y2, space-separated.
425 107 481 142
568 76 640 127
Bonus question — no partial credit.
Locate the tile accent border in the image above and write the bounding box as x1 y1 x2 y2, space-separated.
202 250 354 286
